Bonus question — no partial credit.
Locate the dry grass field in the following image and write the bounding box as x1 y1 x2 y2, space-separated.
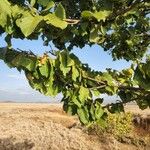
0 103 149 150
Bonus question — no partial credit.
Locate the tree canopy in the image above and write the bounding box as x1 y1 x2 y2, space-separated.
0 0 150 126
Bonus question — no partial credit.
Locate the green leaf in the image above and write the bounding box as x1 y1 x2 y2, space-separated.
67 54 75 66
105 86 117 95
12 5 24 19
16 12 43 37
72 95 82 108
89 26 99 43
81 11 94 18
93 11 111 21
72 66 79 81
134 67 150 90
46 84 59 96
82 10 111 22
32 70 40 79
59 51 71 76
26 72 45 92
44 14 67 29
90 104 96 121
95 101 104 120
89 25 105 43
43 1 55 11
102 72 114 86
3 49 36 71
92 90 101 97
55 4 66 19
0 0 11 28
78 86 90 102
77 107 89 125
39 61 49 78
13 55 36 71
0 0 13 34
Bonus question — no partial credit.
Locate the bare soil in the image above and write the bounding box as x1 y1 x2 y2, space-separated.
0 103 149 150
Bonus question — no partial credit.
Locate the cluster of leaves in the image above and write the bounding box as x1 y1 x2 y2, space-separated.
0 0 149 125
0 0 149 60
0 47 150 125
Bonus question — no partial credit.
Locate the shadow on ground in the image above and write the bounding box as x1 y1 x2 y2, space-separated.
0 137 35 150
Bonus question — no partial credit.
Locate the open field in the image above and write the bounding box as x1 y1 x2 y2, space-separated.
124 105 150 116
0 103 149 150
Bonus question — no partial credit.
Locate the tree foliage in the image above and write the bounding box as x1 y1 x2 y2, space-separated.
0 0 150 125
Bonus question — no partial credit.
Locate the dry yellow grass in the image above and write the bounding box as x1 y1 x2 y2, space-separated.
0 103 102 150
0 103 149 150
125 104 150 117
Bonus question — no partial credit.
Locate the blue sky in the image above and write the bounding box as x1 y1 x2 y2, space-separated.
0 36 131 102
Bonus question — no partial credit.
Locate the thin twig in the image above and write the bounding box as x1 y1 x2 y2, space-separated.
63 19 80 24
89 85 106 90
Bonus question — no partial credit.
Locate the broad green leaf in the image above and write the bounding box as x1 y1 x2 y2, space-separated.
67 55 75 66
102 72 114 86
44 14 67 29
92 90 101 97
32 70 40 79
55 4 66 19
81 11 94 18
72 94 82 108
59 51 71 76
46 84 59 96
39 61 49 78
95 102 104 120
105 86 117 95
43 1 55 11
82 10 111 22
16 12 43 37
89 25 105 43
12 5 24 19
0 0 11 28
72 66 79 81
12 55 36 71
3 49 36 71
78 86 90 102
134 67 150 90
90 104 96 121
89 27 99 43
77 107 89 125
0 0 13 34
25 72 47 95
93 11 111 21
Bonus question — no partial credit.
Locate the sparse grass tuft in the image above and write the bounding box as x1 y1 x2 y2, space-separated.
87 112 150 149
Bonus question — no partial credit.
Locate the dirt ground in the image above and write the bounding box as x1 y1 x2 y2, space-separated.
0 103 149 150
